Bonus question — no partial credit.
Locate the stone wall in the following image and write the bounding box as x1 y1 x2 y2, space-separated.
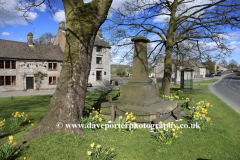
0 60 62 92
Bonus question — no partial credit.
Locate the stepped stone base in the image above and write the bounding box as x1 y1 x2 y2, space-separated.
101 100 177 123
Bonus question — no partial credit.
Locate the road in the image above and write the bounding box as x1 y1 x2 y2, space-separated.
209 73 240 114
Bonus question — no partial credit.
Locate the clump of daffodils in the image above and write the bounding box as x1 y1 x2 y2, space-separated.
117 112 137 133
87 143 116 160
0 119 5 134
0 136 20 159
80 108 103 130
161 95 179 101
152 121 182 145
10 112 28 127
184 100 213 131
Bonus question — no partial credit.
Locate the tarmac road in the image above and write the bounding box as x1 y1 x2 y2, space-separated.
209 73 240 114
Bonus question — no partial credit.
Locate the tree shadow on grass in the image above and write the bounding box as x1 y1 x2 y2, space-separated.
84 90 120 115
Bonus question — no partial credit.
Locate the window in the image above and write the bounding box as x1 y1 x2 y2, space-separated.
96 57 102 64
96 71 102 80
96 46 102 52
104 71 106 75
0 76 4 86
11 61 16 69
0 61 4 69
0 76 16 86
5 76 11 85
5 61 10 69
49 76 57 85
12 76 16 85
48 62 58 70
0 60 16 69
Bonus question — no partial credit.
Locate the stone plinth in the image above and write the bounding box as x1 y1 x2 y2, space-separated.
101 101 177 123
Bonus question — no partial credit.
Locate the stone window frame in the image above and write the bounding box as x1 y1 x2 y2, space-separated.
0 75 17 86
48 75 57 85
96 46 102 52
0 60 16 69
96 57 102 64
48 62 58 70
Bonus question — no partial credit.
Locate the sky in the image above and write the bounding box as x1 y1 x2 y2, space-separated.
0 0 240 66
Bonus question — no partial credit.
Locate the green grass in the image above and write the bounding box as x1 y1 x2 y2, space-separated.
1 86 240 159
193 79 219 83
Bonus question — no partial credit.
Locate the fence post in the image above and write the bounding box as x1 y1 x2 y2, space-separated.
155 112 160 132
109 95 112 102
191 97 193 110
177 103 181 120
111 105 115 122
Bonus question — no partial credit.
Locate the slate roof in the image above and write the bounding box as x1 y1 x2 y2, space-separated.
0 39 64 61
172 59 206 68
94 35 111 48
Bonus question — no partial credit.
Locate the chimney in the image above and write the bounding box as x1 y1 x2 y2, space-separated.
27 32 33 46
58 21 65 32
97 29 102 38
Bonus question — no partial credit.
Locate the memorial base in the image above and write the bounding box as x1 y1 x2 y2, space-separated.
101 100 177 123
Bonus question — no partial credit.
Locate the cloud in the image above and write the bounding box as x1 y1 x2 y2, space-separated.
0 0 38 27
1 32 10 36
53 9 66 22
114 57 123 60
20 38 23 41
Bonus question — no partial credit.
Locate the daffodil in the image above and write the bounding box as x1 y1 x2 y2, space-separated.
87 151 92 156
9 136 13 141
97 145 101 148
91 143 94 149
111 148 114 151
106 151 109 155
160 131 163 133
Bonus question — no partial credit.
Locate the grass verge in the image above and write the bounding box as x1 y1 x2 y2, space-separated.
0 86 240 159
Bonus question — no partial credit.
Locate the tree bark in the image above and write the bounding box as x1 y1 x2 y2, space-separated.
26 0 113 141
160 0 178 97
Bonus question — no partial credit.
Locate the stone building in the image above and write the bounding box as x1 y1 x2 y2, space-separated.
154 58 206 83
0 22 111 92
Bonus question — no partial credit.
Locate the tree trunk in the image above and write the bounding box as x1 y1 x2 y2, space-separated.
26 0 113 142
160 0 178 97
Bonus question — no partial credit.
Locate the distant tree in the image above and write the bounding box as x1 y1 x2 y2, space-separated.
34 33 55 45
221 60 228 67
228 59 238 70
115 66 126 75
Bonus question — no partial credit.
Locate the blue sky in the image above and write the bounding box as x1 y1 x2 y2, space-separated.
0 0 240 66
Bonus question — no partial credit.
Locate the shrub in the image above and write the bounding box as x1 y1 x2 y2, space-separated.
87 143 116 160
0 136 19 160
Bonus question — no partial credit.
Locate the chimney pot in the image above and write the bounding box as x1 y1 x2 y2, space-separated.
97 29 102 38
59 21 65 32
27 32 33 46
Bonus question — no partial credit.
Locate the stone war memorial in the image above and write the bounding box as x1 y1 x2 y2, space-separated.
101 36 177 123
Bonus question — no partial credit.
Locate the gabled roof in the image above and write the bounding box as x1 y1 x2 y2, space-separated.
94 35 111 48
0 39 64 61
